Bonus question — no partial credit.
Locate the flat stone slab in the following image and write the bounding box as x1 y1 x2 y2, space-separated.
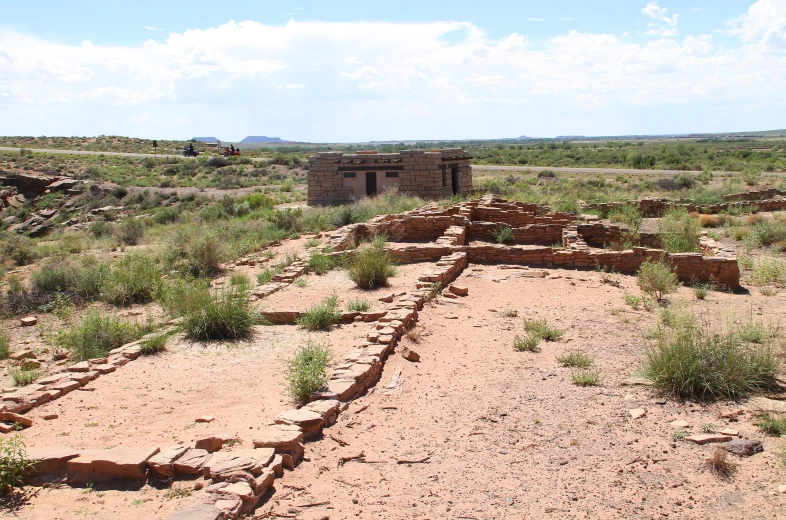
685 434 733 445
168 503 222 520
203 448 275 479
67 446 160 481
147 445 189 477
173 449 211 475
275 409 323 429
670 420 690 428
92 364 116 374
27 447 80 475
49 380 81 395
252 427 303 452
0 411 33 427
629 408 646 419
195 435 224 453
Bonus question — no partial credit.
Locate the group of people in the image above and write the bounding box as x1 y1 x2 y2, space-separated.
223 144 241 157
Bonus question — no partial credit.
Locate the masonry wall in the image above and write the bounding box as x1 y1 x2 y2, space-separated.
307 149 472 206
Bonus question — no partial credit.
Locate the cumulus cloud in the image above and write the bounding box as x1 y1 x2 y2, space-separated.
0 11 784 139
643 1 679 36
727 0 786 51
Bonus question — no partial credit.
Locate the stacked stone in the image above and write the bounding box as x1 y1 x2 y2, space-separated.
562 225 588 251
584 195 786 216
576 222 622 248
436 225 467 246
724 188 786 202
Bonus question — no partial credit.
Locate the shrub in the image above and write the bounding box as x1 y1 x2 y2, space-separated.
12 368 40 386
56 309 144 361
636 260 680 301
513 334 540 352
285 341 332 405
699 214 726 228
177 235 225 277
116 218 145 246
755 413 786 436
623 292 642 309
346 298 371 312
0 434 34 494
658 208 701 253
571 369 601 386
103 253 162 306
741 168 761 186
557 350 594 368
308 251 335 275
170 285 254 341
297 295 341 330
348 247 395 289
697 170 713 184
643 309 780 400
524 318 564 341
0 331 9 359
491 226 514 244
88 220 113 238
0 235 38 266
751 257 786 286
674 173 696 189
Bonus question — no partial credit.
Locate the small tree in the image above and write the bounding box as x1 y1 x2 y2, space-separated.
637 260 680 301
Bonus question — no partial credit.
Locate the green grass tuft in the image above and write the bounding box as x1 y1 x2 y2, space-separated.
297 295 342 330
755 413 786 436
524 318 565 341
556 350 594 368
513 334 540 352
286 341 332 405
571 369 602 386
56 309 145 361
346 298 371 312
169 284 255 341
348 247 395 289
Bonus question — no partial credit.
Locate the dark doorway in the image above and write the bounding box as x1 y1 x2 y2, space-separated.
451 167 459 195
366 172 377 196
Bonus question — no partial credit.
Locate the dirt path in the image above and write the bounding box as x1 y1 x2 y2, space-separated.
264 266 786 520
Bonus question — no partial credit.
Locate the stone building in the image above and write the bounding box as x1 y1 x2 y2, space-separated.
307 148 472 205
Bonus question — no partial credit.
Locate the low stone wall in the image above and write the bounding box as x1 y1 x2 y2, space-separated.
586 195 786 217
724 188 786 202
576 222 622 248
468 222 565 245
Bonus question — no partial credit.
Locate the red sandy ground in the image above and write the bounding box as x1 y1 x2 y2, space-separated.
7 261 786 519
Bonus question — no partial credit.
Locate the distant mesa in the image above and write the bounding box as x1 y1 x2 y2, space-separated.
192 137 219 143
240 136 286 144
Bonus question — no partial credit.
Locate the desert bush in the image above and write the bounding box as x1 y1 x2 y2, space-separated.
513 334 540 352
208 157 229 168
140 332 169 355
0 331 9 359
285 340 332 405
697 170 713 184
557 350 594 368
346 298 371 312
88 220 113 238
491 226 514 244
741 167 761 186
116 218 145 246
308 251 336 275
167 233 225 277
0 434 34 495
348 247 395 289
700 214 727 228
658 208 701 253
0 235 37 266
297 295 341 330
751 257 786 286
674 173 696 189
636 260 680 301
30 257 107 299
571 369 602 386
169 284 254 341
643 309 780 400
56 309 144 361
103 253 162 306
523 318 564 341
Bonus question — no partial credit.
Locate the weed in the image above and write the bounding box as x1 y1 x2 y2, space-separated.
164 485 192 499
56 310 144 361
371 234 388 249
348 247 395 289
491 226 514 244
705 447 736 478
751 257 786 286
738 255 754 271
297 295 341 330
596 264 621 287
636 260 680 301
643 308 780 400
169 284 254 341
103 253 162 306
556 350 594 368
672 430 687 441
307 251 335 275
693 281 714 300
304 238 321 249
623 292 642 309
257 268 276 285
12 368 40 386
294 277 308 288
346 298 371 312
513 334 541 352
524 318 565 341
755 413 786 436
140 332 169 355
760 286 778 296
659 208 701 253
701 423 717 433
406 326 421 343
286 340 332 404
499 308 519 318
571 369 602 386
277 250 298 269
116 218 145 246
0 434 33 494
229 273 251 291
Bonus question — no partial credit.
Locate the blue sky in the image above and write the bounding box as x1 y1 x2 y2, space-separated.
0 1 784 141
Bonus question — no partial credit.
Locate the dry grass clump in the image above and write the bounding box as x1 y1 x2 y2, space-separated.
643 309 780 400
705 447 736 478
557 350 594 368
571 368 602 386
700 214 727 228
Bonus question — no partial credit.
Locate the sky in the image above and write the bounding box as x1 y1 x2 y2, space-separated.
0 0 784 142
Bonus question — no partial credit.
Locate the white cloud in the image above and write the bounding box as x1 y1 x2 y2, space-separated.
0 14 784 140
643 1 679 36
145 26 163 31
726 0 786 51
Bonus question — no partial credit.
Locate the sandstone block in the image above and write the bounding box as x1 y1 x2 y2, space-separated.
68 446 160 481
252 426 304 454
10 350 36 361
92 364 116 374
69 361 90 372
400 346 420 362
26 446 80 476
20 316 37 327
195 435 224 453
724 439 763 457
173 449 211 475
147 445 189 478
167 503 222 520
685 434 733 445
0 411 33 427
448 284 468 296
